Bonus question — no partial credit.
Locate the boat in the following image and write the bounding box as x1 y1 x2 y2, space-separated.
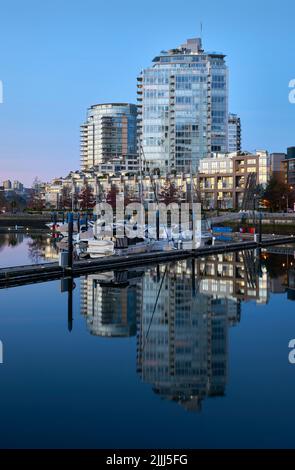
86 239 115 258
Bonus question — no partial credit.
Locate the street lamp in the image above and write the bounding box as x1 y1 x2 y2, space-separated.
282 193 289 212
289 186 294 212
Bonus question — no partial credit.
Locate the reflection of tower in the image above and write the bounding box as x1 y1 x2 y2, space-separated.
287 269 295 301
197 251 269 304
137 261 239 412
80 272 142 337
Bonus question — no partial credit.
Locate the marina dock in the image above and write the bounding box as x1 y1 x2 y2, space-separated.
0 235 294 289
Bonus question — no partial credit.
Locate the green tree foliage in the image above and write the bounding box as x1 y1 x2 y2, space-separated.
79 184 95 211
263 176 294 211
0 191 7 211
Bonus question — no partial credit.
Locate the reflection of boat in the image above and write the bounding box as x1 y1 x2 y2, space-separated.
86 239 115 258
93 271 115 282
181 231 213 249
116 239 153 255
150 240 175 252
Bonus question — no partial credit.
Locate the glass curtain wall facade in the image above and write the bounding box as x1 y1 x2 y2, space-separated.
228 113 241 153
80 103 138 173
137 38 228 174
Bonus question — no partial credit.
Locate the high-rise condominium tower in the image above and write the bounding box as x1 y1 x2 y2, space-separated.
80 103 138 173
137 38 228 174
228 113 241 153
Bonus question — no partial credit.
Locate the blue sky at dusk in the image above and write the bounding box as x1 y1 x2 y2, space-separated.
0 0 294 185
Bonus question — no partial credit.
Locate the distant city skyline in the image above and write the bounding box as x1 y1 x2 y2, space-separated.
0 0 295 185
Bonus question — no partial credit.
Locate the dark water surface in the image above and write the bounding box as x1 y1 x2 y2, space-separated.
0 235 295 448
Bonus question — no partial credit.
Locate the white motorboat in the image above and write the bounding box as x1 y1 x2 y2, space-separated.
76 226 94 243
86 239 115 258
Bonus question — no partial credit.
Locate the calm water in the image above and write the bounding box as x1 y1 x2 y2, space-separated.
0 234 295 448
0 233 58 267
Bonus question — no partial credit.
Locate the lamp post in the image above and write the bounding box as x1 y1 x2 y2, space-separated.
71 179 76 213
282 193 289 212
289 185 294 212
253 193 257 235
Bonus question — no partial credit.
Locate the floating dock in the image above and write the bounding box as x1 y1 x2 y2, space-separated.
0 236 294 289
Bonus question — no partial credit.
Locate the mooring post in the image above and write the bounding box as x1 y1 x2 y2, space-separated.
156 209 160 241
157 264 160 283
68 278 73 332
258 211 262 244
192 258 196 297
77 213 80 233
67 212 73 271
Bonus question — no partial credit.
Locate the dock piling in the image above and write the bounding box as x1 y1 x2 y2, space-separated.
67 212 73 271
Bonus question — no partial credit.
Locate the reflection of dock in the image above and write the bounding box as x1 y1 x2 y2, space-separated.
0 236 294 289
264 246 295 256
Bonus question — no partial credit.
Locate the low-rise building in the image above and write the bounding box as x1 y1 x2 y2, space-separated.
45 150 271 211
270 153 286 181
281 158 295 187
13 180 24 192
44 169 197 208
3 180 12 190
281 147 295 187
197 150 270 209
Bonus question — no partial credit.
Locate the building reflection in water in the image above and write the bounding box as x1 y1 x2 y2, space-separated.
197 250 269 305
80 271 142 337
137 261 240 412
79 250 295 411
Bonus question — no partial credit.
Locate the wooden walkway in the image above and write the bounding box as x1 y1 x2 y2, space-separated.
0 236 294 289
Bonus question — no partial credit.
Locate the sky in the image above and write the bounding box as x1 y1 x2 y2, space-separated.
0 0 295 186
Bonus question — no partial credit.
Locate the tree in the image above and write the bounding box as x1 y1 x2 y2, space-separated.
106 185 119 210
27 191 45 211
28 235 47 263
0 191 7 211
79 184 95 211
158 181 182 205
7 192 27 213
59 187 72 210
263 176 291 212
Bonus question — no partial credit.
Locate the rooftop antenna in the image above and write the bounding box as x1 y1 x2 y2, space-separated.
200 21 203 51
